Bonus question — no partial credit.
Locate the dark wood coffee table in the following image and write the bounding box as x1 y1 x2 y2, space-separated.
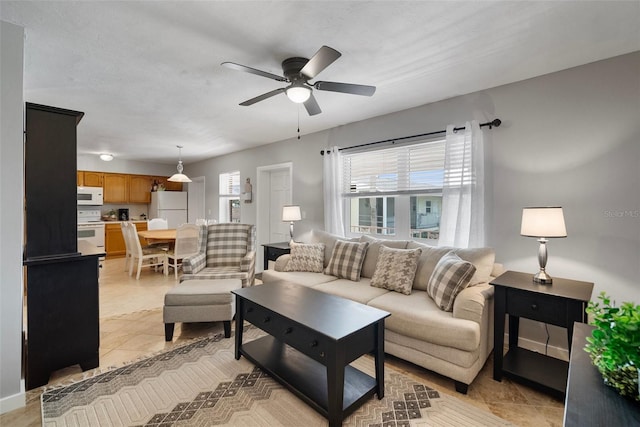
232 282 390 427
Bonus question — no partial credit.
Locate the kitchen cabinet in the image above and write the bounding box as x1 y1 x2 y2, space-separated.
105 221 147 258
129 175 154 203
153 176 183 192
78 171 104 187
103 173 129 203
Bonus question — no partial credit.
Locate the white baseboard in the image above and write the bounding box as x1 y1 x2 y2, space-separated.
505 333 569 362
0 380 26 415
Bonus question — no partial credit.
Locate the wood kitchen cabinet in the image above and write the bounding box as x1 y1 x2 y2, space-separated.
79 171 104 187
103 173 129 203
129 175 154 203
153 176 183 192
105 221 147 258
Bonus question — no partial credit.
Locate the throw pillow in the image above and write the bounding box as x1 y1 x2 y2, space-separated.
370 246 422 295
427 251 476 312
359 235 409 278
283 242 325 273
324 240 369 281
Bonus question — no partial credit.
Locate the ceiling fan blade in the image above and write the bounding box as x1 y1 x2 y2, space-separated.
300 46 341 79
314 81 376 96
303 93 322 116
239 88 286 106
221 62 287 82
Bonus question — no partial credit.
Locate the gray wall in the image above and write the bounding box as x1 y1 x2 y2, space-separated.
191 52 639 352
77 154 177 176
0 20 25 412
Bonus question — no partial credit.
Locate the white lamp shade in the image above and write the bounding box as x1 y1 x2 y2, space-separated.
286 86 311 103
167 173 192 183
521 207 567 238
282 205 301 222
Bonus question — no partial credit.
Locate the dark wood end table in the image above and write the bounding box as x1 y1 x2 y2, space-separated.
491 270 593 399
233 282 390 427
262 241 290 270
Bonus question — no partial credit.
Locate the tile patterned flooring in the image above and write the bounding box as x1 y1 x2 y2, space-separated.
1 258 564 426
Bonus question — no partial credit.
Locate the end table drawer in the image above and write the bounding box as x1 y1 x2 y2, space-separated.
507 289 565 325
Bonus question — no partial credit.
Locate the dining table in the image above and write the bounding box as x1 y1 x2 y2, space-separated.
138 228 177 246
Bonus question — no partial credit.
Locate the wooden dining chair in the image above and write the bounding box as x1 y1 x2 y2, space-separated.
166 223 201 280
127 222 167 279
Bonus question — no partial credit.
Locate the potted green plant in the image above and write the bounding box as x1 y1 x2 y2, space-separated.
585 291 640 402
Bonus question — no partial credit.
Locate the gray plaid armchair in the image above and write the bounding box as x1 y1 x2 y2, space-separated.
181 223 256 287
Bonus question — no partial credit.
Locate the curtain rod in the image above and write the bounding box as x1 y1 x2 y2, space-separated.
319 118 501 155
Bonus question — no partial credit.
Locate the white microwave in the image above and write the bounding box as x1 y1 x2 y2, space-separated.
77 186 103 205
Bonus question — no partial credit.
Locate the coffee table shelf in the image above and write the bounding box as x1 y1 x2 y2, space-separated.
241 335 377 416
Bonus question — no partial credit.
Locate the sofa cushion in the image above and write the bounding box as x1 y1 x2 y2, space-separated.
284 242 325 273
370 246 422 295
324 240 369 281
427 251 476 312
407 242 495 289
454 247 495 285
407 243 452 291
312 278 389 305
367 290 480 352
261 268 338 287
309 229 352 268
359 235 409 278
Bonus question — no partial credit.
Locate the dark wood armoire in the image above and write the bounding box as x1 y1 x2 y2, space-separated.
23 103 104 390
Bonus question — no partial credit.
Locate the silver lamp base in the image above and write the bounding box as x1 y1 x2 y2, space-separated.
533 269 553 284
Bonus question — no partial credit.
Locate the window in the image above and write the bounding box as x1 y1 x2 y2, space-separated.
219 171 241 223
343 138 445 241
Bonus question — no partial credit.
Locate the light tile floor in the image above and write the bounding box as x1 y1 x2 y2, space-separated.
1 258 564 426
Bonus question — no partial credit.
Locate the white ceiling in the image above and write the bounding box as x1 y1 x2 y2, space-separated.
2 1 638 165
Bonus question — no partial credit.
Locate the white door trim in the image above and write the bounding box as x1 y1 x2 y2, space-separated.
256 162 293 272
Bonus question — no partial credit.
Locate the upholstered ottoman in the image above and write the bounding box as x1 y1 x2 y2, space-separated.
163 278 241 341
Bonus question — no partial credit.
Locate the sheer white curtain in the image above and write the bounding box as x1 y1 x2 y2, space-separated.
323 146 346 236
438 120 485 248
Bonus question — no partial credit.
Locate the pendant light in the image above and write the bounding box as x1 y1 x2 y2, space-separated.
168 145 192 182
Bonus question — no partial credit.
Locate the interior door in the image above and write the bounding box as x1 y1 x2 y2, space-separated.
269 169 291 243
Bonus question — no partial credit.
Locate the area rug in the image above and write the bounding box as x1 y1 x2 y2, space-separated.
41 327 512 426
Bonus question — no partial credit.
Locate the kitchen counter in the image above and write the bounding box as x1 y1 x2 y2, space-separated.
102 219 148 223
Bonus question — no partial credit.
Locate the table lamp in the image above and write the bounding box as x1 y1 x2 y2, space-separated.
282 205 301 244
520 207 567 284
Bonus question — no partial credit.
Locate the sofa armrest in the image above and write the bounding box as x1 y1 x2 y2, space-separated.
452 283 494 325
490 263 505 278
182 252 206 274
274 254 291 271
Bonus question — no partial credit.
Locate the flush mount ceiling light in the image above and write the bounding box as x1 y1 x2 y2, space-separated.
168 145 192 183
99 153 114 161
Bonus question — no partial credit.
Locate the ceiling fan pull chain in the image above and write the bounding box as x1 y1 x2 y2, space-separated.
297 106 301 140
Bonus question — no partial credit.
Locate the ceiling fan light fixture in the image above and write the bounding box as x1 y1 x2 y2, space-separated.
168 145 192 183
286 86 311 103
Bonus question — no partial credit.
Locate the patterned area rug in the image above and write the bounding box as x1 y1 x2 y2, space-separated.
41 327 512 426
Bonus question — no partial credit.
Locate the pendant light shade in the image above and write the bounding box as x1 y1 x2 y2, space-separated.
168 145 192 183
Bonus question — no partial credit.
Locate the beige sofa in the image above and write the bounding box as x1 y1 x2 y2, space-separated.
261 230 503 393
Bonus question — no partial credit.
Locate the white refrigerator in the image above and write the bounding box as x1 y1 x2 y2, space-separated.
149 192 188 228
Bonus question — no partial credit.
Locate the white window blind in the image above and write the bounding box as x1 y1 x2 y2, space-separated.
219 171 240 196
343 139 445 197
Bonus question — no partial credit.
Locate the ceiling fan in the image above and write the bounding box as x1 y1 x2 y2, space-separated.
221 46 376 116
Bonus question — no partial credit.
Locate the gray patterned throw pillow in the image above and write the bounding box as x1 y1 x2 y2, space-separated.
370 246 422 295
324 240 369 281
283 242 325 273
427 251 476 312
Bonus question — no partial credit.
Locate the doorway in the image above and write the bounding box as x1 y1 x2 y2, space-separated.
256 162 292 272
